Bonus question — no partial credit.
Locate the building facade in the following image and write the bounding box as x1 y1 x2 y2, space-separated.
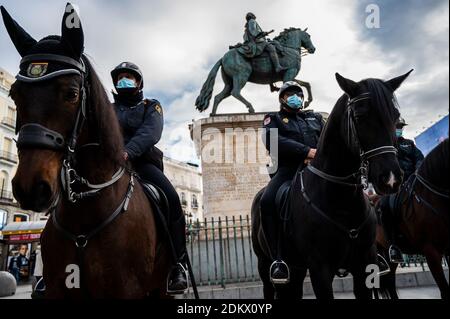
0 67 44 231
163 156 203 221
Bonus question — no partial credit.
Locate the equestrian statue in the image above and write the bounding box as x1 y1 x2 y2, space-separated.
195 12 316 115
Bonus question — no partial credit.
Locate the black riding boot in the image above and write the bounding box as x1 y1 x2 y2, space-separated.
261 212 289 284
381 202 405 264
167 216 188 294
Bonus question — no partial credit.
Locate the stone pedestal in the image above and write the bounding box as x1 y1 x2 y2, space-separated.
190 113 271 220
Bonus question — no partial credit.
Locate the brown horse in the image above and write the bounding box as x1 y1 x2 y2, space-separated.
2 4 171 298
375 138 449 299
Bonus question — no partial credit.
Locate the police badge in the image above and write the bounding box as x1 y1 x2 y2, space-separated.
27 63 48 78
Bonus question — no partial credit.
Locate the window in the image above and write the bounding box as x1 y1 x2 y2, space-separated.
191 194 198 208
180 192 187 206
0 170 9 191
13 213 28 222
0 209 7 230
7 106 15 120
3 137 12 153
0 170 11 200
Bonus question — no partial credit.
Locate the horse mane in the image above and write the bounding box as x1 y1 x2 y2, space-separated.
83 57 125 167
418 138 449 188
364 79 400 135
273 27 302 43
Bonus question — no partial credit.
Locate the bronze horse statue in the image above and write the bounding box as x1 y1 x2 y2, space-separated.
375 138 449 299
2 4 172 298
252 71 412 299
195 28 316 115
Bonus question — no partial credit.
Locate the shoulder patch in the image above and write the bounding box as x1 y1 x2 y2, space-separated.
154 103 162 114
264 116 271 125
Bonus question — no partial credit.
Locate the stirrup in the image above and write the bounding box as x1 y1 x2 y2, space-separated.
269 260 290 284
377 254 391 276
166 263 189 295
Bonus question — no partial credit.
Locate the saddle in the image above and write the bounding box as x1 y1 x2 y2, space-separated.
230 39 285 57
274 180 293 237
137 177 172 238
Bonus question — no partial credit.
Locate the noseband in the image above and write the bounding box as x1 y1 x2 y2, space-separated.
307 92 397 189
15 53 125 203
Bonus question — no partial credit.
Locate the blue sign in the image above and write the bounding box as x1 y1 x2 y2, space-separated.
415 115 449 155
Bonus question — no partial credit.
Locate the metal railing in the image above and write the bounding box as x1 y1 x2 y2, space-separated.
0 151 18 163
186 215 258 287
185 215 448 287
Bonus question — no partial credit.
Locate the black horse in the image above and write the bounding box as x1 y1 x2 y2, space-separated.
252 70 413 299
376 138 449 299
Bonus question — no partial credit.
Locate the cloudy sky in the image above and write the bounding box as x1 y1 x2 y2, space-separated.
0 0 448 164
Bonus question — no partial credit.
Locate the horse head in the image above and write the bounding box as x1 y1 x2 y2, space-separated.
2 3 88 211
335 70 414 195
275 27 316 54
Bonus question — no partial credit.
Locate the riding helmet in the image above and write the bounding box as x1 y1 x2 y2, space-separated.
396 117 408 127
246 12 256 21
279 81 304 98
111 62 144 89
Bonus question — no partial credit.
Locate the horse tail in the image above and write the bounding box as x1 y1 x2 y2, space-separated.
195 59 222 112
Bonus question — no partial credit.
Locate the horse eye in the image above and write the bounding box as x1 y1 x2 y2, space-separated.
65 90 79 102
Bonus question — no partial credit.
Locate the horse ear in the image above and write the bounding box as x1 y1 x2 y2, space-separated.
385 69 413 92
1 6 37 57
61 3 84 59
303 27 308 32
335 73 359 97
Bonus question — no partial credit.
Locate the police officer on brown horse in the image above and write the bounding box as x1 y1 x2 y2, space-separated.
382 116 425 263
111 62 188 294
261 81 324 283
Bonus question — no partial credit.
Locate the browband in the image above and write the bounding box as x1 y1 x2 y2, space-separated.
20 54 86 72
16 69 81 82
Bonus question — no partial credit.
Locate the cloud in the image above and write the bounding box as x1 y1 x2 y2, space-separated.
1 0 448 161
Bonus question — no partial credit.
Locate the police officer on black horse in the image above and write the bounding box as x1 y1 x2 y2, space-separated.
111 62 188 294
261 81 324 283
381 116 425 263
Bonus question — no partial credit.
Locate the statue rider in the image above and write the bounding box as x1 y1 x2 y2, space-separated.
243 12 287 73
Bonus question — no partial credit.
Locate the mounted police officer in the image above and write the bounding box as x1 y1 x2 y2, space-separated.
261 81 324 283
111 62 188 294
385 117 425 263
243 12 286 73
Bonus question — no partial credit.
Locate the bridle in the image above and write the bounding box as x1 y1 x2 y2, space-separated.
15 54 135 294
298 92 396 248
15 53 128 203
306 92 398 189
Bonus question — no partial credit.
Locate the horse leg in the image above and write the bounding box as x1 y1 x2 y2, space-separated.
212 84 232 116
258 258 275 300
231 76 255 113
423 245 449 299
274 267 305 300
309 262 335 299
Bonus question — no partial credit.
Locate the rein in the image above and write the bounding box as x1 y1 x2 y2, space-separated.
402 172 449 217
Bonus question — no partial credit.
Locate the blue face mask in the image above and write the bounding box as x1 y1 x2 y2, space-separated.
286 95 303 109
395 129 403 137
116 77 137 89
